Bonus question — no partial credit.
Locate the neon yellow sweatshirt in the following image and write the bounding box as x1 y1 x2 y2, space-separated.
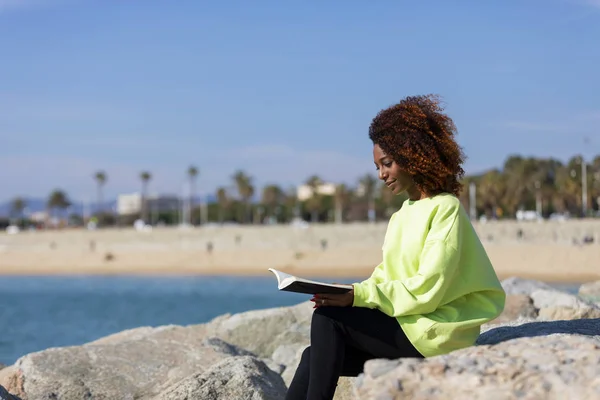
352 193 505 357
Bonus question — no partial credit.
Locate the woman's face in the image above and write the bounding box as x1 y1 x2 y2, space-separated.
373 144 415 196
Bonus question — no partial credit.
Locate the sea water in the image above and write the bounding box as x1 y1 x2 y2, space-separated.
0 275 579 365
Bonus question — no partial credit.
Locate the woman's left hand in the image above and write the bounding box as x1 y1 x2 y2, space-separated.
310 289 354 308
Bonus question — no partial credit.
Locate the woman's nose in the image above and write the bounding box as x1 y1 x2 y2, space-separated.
378 168 387 181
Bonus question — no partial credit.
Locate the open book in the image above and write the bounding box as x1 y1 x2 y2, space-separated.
268 268 353 295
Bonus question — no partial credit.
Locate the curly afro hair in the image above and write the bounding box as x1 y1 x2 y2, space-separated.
369 94 466 197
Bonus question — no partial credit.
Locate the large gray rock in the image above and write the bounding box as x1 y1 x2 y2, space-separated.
0 301 348 400
207 301 313 358
498 277 600 322
477 317 600 345
501 277 554 295
151 356 287 400
355 318 600 399
493 294 537 323
530 289 600 320
0 324 241 400
272 344 306 386
579 280 600 301
0 385 21 400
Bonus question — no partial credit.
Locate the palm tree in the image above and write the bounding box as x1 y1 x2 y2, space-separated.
94 171 107 215
140 171 152 222
216 187 229 223
305 175 323 223
232 170 254 223
47 190 71 225
359 174 378 222
592 156 600 212
478 170 506 218
285 186 299 222
187 166 199 224
10 197 26 223
334 184 350 224
261 184 284 221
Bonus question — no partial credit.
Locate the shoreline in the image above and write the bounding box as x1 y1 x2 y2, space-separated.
0 263 596 284
1 223 599 284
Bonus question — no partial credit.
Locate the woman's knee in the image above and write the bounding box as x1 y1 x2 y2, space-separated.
300 346 310 361
313 305 348 319
312 306 336 327
311 306 351 335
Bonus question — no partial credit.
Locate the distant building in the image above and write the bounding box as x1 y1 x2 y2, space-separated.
29 211 48 223
296 183 336 201
117 193 143 215
117 193 180 215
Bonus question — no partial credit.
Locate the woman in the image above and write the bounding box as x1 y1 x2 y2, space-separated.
285 95 506 400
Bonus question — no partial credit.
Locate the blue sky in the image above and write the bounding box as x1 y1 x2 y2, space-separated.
1 0 599 202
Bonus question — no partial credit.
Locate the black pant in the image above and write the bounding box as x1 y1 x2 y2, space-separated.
285 306 423 400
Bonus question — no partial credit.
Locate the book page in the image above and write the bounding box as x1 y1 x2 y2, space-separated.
268 268 352 291
268 268 296 289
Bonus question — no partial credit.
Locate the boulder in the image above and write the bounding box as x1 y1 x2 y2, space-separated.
355 318 600 399
579 280 600 301
0 324 246 400
11 277 600 400
206 301 313 358
530 290 600 320
272 344 306 386
151 356 287 400
493 294 537 323
498 278 600 322
501 277 554 296
0 384 21 400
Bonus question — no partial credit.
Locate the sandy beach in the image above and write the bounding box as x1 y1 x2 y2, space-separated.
0 221 599 282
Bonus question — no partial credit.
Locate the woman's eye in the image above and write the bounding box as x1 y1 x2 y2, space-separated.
383 162 392 168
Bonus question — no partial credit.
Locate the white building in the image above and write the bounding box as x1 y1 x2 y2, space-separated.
296 183 336 201
117 193 181 216
117 193 143 215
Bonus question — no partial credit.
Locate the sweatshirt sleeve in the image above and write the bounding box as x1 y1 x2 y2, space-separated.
358 262 386 286
352 239 460 317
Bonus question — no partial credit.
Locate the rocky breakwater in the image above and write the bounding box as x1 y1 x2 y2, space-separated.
0 277 599 399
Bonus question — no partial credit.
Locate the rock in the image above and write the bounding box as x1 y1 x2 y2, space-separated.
206 301 314 395
531 290 600 320
493 294 537 323
579 280 600 301
151 356 287 400
272 344 306 385
0 384 21 400
539 306 600 320
201 337 285 375
207 301 313 358
477 317 600 345
0 368 21 400
0 301 315 400
0 325 243 400
201 337 256 357
501 276 554 296
356 318 600 399
499 277 600 321
334 378 357 400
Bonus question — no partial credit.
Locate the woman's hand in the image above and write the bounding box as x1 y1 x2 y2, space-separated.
310 289 354 308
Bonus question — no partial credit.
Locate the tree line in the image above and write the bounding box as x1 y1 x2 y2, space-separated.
6 153 600 228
